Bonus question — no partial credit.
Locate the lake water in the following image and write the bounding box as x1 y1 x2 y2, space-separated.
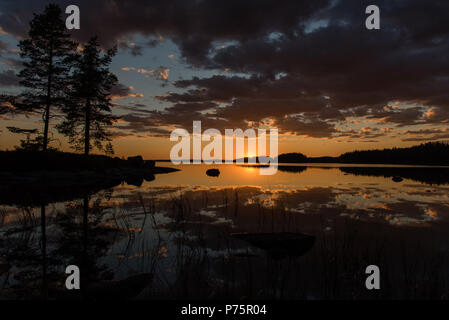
1 163 449 299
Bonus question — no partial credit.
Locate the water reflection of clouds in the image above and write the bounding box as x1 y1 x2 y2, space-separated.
106 181 449 228
2 166 449 231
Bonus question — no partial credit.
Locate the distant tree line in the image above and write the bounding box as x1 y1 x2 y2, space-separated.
277 153 308 163
243 142 449 166
274 142 449 165
3 4 117 156
337 142 449 165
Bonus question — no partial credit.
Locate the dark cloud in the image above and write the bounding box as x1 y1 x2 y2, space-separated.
129 45 143 56
0 40 8 53
0 69 20 87
117 104 153 115
406 128 447 135
0 94 16 114
1 1 449 141
0 40 23 68
117 113 172 137
2 57 23 68
117 40 144 56
157 74 333 135
0 0 329 57
401 127 449 142
164 102 218 114
364 106 427 127
402 134 449 142
110 83 143 99
336 127 387 140
110 83 132 98
148 0 449 133
274 115 337 138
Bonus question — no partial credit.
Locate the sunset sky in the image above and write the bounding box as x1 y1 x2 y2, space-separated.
1 0 449 159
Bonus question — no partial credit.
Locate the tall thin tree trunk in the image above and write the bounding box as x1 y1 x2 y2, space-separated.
43 48 53 152
41 204 48 300
84 99 91 155
81 195 89 300
43 104 50 152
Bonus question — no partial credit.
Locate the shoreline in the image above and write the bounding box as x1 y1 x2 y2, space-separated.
0 166 179 206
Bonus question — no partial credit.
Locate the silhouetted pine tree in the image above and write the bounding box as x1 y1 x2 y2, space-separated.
17 4 77 152
57 37 118 155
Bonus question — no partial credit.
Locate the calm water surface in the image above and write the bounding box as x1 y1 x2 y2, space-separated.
1 163 449 299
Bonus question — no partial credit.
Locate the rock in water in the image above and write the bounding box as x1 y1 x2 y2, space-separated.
206 168 220 177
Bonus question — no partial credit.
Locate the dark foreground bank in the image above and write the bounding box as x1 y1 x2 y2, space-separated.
0 150 179 205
